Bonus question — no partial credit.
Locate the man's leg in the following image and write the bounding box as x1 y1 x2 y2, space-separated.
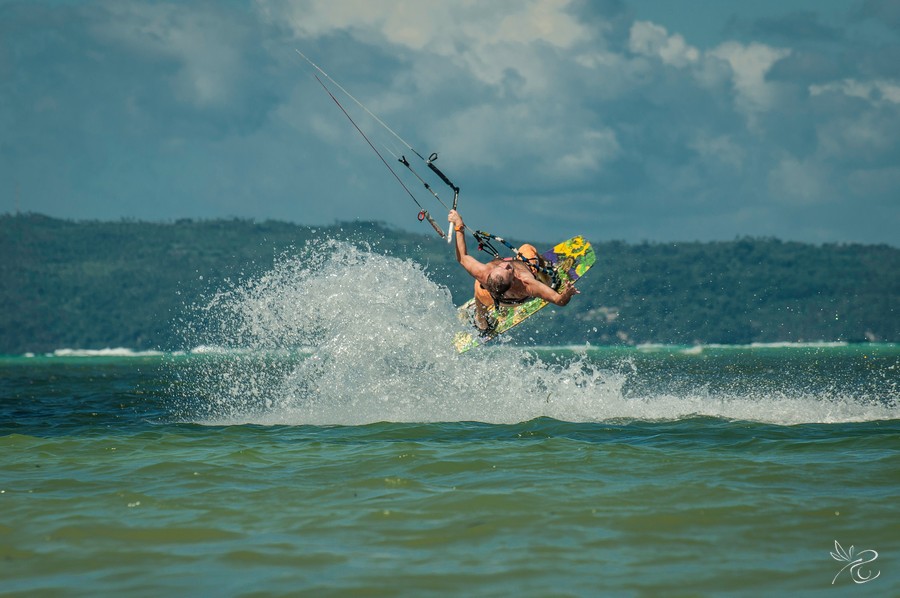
472 281 495 332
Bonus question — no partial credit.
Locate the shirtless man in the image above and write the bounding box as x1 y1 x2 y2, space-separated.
448 210 579 331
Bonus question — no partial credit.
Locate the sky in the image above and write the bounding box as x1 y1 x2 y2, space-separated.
1 0 899 245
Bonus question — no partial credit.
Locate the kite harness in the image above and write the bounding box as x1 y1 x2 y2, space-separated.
472 230 561 291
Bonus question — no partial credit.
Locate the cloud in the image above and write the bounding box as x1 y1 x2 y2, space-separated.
707 41 791 116
251 0 898 244
626 20 792 122
263 0 590 51
259 0 590 92
433 98 621 188
810 78 900 104
1 0 898 246
90 2 281 128
629 20 699 67
93 4 231 105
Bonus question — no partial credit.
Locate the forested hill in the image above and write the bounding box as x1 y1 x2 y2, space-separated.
2 213 898 354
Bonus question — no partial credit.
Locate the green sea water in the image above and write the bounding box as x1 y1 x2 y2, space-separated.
2 245 898 596
2 345 897 597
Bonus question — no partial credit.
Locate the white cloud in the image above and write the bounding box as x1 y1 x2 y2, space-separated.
93 3 250 107
707 41 791 116
433 100 619 183
628 21 699 68
261 0 617 188
551 129 621 177
6 0 896 244
816 113 897 162
259 0 587 50
810 78 900 105
258 0 590 91
627 22 790 124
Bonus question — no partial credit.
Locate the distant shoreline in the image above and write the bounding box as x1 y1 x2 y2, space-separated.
2 213 898 353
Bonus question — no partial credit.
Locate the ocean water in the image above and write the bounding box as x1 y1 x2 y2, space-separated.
2 243 898 596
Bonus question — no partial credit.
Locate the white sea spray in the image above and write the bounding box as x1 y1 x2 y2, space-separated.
174 239 899 426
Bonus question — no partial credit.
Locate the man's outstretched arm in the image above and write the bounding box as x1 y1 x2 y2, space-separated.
449 210 490 282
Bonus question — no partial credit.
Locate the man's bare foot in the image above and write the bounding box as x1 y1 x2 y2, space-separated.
473 309 495 333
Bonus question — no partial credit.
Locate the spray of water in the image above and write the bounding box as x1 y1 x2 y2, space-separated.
174 239 898 425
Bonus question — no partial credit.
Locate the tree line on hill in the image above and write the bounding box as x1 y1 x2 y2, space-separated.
1 213 897 354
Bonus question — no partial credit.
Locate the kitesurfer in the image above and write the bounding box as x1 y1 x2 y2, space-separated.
448 210 579 332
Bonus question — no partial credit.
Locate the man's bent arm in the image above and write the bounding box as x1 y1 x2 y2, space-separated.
524 278 579 307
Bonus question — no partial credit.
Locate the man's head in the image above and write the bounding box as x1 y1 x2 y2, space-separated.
485 263 514 298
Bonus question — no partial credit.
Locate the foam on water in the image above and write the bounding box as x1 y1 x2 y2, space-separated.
49 348 166 358
177 240 898 426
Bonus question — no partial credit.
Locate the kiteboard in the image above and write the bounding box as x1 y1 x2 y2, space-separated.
452 236 595 353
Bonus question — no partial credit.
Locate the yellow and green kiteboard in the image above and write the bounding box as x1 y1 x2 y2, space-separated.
453 236 595 353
